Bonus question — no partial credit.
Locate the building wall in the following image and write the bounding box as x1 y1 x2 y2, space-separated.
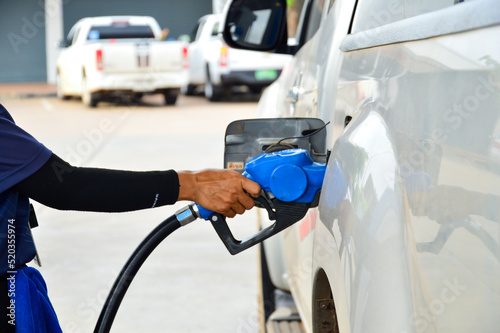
63 0 211 40
0 0 48 82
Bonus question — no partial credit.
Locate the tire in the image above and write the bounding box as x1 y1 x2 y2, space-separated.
56 71 70 100
204 66 225 102
81 75 99 108
181 84 196 96
164 89 179 105
249 85 264 94
132 93 143 104
259 242 277 325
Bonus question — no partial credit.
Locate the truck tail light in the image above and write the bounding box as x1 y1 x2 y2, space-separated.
182 46 189 69
220 46 228 67
96 49 103 71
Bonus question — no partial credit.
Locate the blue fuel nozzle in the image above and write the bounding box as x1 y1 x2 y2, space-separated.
196 149 326 255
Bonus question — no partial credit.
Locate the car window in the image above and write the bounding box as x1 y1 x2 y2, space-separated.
405 0 457 19
351 0 457 33
288 0 326 47
189 22 200 42
194 20 206 41
351 0 405 33
72 27 81 45
65 25 78 47
211 22 219 37
287 0 306 40
328 0 336 12
87 24 155 40
303 0 327 41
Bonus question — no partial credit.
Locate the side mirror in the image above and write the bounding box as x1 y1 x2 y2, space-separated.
221 0 289 53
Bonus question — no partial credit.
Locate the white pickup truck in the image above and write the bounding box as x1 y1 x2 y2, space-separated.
56 16 189 107
183 14 291 101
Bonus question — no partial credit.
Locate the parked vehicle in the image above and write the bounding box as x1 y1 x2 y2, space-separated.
183 14 291 101
222 0 500 332
57 16 189 107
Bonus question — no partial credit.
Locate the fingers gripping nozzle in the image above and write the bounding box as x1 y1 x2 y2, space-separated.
195 149 326 255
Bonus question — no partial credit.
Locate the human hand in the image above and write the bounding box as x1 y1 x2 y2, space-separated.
177 169 261 218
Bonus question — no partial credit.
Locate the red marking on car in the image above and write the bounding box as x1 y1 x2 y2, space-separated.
310 209 317 230
299 209 318 241
96 49 103 71
299 216 310 241
182 46 189 69
220 46 228 67
227 162 244 170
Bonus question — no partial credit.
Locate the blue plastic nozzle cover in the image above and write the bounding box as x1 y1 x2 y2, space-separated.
196 149 325 219
244 149 325 203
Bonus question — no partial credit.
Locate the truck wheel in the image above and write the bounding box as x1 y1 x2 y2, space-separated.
56 71 70 100
132 93 143 104
81 76 99 108
181 84 196 96
164 89 179 105
205 67 225 102
249 85 263 95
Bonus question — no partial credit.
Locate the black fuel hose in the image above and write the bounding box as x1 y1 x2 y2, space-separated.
93 214 182 333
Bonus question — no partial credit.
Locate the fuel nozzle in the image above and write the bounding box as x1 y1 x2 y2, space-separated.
196 149 326 255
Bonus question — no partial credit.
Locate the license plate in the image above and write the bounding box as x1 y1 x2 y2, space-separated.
255 70 277 81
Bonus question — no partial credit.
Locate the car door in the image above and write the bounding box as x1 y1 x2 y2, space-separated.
286 0 329 119
280 0 359 329
316 0 500 332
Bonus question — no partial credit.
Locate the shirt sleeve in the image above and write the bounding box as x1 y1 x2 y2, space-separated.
0 104 52 193
14 153 180 212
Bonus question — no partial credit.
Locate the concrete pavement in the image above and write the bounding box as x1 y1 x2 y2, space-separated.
2 96 262 333
0 82 57 99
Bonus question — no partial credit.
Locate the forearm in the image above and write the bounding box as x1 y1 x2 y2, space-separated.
13 154 179 212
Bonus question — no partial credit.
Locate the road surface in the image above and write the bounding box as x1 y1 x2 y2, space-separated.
2 94 262 333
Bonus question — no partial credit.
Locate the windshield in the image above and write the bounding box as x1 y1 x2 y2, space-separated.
88 24 155 40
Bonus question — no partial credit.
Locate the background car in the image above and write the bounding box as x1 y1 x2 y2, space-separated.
57 16 189 107
183 14 291 101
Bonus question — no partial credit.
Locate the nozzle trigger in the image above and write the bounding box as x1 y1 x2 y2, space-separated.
254 194 276 221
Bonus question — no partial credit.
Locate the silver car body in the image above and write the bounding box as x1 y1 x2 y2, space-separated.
251 0 500 332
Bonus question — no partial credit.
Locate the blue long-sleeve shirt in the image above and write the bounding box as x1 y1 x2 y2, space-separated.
0 104 51 274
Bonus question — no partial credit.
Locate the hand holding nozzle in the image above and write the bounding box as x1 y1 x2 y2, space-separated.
194 149 326 255
177 169 261 218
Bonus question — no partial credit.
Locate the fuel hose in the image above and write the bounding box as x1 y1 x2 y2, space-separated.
93 204 200 333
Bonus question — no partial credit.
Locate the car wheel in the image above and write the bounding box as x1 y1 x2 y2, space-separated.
249 85 263 95
131 93 143 104
259 242 277 325
205 67 225 102
181 84 197 96
56 71 70 100
164 89 179 105
81 75 99 108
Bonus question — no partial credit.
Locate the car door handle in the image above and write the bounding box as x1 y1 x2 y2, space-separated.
287 86 302 104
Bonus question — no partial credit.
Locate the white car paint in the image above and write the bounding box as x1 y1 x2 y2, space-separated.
185 14 291 100
56 16 188 106
232 0 500 331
